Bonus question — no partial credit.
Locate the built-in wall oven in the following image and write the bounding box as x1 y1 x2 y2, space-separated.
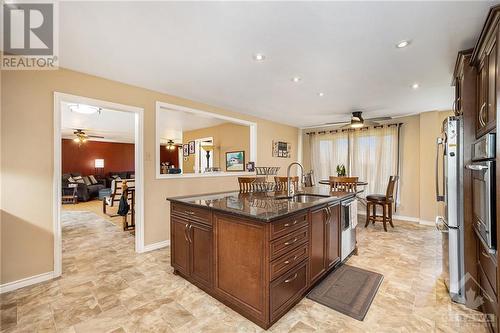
467 133 496 253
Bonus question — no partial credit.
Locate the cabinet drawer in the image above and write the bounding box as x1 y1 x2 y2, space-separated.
270 226 308 261
270 243 309 281
479 241 497 296
479 265 498 332
171 203 211 225
270 261 308 322
270 213 308 240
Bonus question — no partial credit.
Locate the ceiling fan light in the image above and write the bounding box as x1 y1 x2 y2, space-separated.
73 138 80 142
350 121 364 128
69 104 100 115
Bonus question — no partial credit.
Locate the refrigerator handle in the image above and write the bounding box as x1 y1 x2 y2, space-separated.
435 216 448 233
436 138 444 202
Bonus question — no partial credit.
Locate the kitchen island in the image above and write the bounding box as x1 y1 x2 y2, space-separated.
167 187 356 329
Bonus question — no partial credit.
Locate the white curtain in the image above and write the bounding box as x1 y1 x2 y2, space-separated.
349 126 398 197
309 126 399 198
310 131 349 181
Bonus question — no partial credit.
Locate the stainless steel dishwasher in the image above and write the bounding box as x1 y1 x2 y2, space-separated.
341 198 358 261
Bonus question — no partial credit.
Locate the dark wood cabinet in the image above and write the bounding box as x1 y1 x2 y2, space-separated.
309 203 341 284
171 212 213 289
466 6 500 330
169 198 348 330
309 207 326 284
190 221 212 288
472 10 499 138
454 49 481 311
171 217 190 276
326 204 341 268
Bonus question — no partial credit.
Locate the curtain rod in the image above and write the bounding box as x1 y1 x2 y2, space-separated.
305 122 402 135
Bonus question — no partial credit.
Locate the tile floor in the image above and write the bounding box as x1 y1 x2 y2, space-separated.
0 203 490 332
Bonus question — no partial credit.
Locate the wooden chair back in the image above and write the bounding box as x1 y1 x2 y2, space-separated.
274 176 299 191
329 176 358 192
238 177 266 192
385 176 399 201
238 177 254 192
107 179 134 204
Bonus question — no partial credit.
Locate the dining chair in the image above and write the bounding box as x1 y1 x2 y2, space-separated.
329 176 358 192
238 177 266 192
365 176 399 232
274 176 299 192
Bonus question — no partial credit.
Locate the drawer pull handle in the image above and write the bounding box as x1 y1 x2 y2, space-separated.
284 273 298 283
284 220 298 227
284 255 298 265
185 211 195 215
284 237 298 246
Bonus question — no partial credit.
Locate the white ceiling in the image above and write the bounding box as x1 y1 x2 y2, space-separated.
157 108 228 143
59 1 496 127
61 102 135 143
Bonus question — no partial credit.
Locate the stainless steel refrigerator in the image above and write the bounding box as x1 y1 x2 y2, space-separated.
435 116 465 304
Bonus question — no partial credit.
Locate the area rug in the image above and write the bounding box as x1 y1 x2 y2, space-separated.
307 265 383 321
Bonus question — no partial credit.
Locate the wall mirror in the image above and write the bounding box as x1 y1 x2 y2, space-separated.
156 102 257 178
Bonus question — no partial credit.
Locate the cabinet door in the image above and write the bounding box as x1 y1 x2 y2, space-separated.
487 40 497 129
309 207 326 284
326 204 340 268
477 58 488 136
189 221 213 288
171 217 190 276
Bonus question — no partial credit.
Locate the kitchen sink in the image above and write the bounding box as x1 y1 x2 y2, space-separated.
275 193 330 203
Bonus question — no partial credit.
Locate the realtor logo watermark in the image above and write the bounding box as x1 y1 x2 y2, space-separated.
1 0 58 70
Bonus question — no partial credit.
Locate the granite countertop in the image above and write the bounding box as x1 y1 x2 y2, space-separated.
167 186 355 222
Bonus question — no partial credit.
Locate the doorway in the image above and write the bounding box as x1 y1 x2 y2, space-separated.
53 92 144 278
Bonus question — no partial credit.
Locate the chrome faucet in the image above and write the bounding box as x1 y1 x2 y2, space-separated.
286 162 304 197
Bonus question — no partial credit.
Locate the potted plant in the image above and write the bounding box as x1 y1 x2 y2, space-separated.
336 164 346 177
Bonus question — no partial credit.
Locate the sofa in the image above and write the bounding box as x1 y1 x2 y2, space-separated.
62 173 106 202
106 171 135 187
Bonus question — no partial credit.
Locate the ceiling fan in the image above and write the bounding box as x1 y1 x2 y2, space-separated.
324 111 392 128
73 129 104 143
164 139 182 150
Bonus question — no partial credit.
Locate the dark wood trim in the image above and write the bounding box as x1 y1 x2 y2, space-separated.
454 50 480 309
471 5 500 66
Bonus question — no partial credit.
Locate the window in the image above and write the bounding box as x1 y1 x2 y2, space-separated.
309 125 399 196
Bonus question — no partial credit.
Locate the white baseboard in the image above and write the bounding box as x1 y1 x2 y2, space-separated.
418 219 435 226
0 271 55 294
358 212 434 226
143 240 170 252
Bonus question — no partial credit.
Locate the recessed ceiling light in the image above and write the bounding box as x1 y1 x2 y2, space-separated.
318 92 325 97
253 53 265 61
396 40 410 48
411 83 419 89
292 77 301 83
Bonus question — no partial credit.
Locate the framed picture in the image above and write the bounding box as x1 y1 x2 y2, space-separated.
226 151 245 171
246 161 255 172
183 144 189 157
188 141 195 154
272 140 291 158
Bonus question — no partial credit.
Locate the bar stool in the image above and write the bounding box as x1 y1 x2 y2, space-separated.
365 176 399 232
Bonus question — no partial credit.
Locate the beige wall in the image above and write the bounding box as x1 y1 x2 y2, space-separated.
182 122 250 173
301 110 452 222
1 68 298 284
